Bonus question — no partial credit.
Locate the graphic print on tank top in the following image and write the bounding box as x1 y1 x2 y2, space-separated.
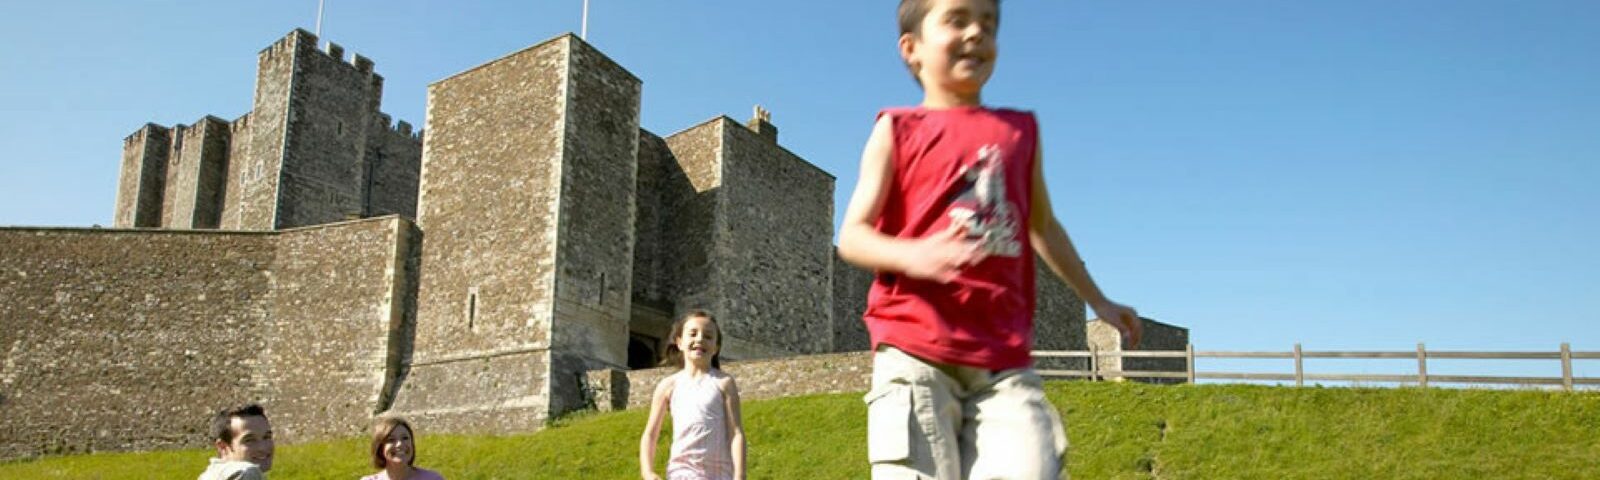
946 144 1021 257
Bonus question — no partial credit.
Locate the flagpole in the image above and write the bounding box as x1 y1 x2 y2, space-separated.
581 0 589 40
315 0 326 37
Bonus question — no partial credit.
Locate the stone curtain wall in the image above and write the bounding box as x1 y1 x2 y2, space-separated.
0 218 416 459
0 228 275 459
717 119 836 356
398 36 572 433
586 352 873 412
264 218 418 442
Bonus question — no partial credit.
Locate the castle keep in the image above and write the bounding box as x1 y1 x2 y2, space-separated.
0 29 1091 459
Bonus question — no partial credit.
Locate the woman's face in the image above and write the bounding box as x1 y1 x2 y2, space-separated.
382 424 414 467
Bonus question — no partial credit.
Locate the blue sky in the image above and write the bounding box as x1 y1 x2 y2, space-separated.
2 1 1596 380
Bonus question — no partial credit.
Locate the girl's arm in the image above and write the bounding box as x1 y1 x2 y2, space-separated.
639 376 676 480
720 376 747 480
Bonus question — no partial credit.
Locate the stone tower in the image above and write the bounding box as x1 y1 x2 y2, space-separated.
395 33 642 429
112 29 420 231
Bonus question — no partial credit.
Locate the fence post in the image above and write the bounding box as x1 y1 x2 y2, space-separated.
1561 342 1573 392
1089 345 1099 382
1417 342 1428 388
1293 342 1303 387
1186 343 1196 384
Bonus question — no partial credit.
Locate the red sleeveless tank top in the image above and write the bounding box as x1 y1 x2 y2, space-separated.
865 106 1039 370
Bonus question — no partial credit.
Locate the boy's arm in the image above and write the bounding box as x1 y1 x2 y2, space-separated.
1028 138 1143 347
720 377 746 480
638 377 674 480
838 115 986 282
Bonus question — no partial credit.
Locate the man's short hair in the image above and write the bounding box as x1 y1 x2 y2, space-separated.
210 403 267 444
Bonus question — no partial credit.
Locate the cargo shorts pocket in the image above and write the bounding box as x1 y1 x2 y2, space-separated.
864 384 913 464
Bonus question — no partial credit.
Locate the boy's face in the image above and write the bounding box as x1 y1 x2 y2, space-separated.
902 0 998 97
216 415 275 472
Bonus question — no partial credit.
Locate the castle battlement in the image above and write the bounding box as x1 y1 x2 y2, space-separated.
122 123 170 146
257 28 311 61
230 113 252 133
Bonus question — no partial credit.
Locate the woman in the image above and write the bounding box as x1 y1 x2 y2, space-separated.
361 416 445 480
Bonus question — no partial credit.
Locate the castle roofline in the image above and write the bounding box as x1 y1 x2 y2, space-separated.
663 115 837 181
430 32 641 87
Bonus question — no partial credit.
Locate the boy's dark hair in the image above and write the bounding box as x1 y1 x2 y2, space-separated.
897 0 1003 85
210 403 267 444
370 416 416 469
659 310 722 369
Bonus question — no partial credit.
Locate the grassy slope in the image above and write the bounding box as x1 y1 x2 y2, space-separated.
4 382 1597 479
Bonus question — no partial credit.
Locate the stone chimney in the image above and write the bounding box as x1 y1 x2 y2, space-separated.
747 104 777 143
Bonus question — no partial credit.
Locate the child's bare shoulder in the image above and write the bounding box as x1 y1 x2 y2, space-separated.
712 369 739 391
653 373 680 395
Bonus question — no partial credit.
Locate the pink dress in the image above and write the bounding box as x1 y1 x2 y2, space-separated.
666 370 735 480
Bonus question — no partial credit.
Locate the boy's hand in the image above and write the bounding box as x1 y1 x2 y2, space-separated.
1093 301 1142 348
901 223 987 282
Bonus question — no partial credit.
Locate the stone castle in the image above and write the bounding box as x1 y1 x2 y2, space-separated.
0 29 1125 459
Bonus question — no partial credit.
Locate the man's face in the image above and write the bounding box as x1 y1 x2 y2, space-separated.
217 415 275 472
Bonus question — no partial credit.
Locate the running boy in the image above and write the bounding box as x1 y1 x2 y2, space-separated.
838 1 1143 478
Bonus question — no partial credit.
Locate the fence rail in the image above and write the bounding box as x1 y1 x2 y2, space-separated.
1034 342 1597 390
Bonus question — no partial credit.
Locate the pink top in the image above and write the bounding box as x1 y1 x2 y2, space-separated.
865 106 1040 370
359 467 445 480
666 370 735 480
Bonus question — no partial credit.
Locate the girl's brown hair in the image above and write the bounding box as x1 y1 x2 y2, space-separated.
369 416 416 469
659 310 722 369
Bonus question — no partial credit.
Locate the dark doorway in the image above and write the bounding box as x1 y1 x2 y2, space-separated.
628 334 661 370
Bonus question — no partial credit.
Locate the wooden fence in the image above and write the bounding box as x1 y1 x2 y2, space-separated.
1034 342 1598 391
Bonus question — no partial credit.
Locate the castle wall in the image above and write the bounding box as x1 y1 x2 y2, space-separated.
262 218 418 441
113 124 171 228
272 37 382 228
163 118 232 229
0 228 275 459
158 124 189 228
1034 259 1089 350
660 121 724 321
716 120 835 356
630 130 672 308
236 32 302 230
831 253 873 352
363 119 422 219
398 36 572 432
219 114 254 230
546 37 642 416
